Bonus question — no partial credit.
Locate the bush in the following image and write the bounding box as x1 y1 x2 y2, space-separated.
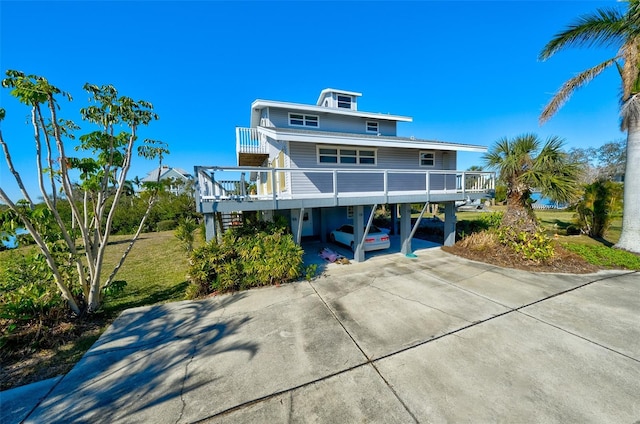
574 180 622 238
0 251 67 347
495 226 555 263
494 184 507 204
175 217 198 253
455 212 503 240
156 219 177 231
186 220 303 298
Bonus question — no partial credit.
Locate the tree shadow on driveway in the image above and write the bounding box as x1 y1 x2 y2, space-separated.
26 294 258 424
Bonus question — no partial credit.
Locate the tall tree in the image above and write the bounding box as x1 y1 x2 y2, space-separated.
483 134 579 232
0 71 169 314
539 1 640 253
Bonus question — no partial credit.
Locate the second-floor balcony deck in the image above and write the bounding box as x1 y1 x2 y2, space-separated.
237 127 268 166
195 166 495 214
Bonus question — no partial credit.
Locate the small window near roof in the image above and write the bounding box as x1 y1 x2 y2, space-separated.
289 113 319 127
337 95 352 109
420 151 435 167
366 121 379 133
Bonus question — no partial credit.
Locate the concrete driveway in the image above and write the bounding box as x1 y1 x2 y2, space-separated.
2 246 639 423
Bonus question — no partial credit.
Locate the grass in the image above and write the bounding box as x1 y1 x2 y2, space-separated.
99 231 193 315
563 244 640 269
0 230 194 390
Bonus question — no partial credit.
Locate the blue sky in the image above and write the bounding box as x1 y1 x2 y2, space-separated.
0 1 624 202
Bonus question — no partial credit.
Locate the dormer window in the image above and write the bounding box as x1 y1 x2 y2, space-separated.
366 121 379 133
337 95 352 109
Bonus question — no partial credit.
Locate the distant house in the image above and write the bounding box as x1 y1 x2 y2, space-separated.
141 165 193 196
195 88 494 261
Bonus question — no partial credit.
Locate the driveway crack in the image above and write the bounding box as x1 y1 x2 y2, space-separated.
175 336 198 424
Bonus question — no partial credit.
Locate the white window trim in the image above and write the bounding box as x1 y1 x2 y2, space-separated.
366 121 379 134
336 94 353 109
289 112 320 128
316 145 377 166
419 150 436 167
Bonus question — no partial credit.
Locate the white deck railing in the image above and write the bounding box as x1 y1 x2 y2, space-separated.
236 127 267 155
196 166 494 203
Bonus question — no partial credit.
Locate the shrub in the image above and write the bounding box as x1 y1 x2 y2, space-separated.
156 219 177 232
494 184 507 204
175 217 198 253
574 180 622 238
0 251 67 347
496 226 555 263
186 219 303 297
455 212 503 240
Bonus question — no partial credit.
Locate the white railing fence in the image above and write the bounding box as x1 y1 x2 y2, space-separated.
196 166 495 203
236 127 267 155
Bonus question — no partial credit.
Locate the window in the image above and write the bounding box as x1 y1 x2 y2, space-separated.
366 121 379 133
318 148 338 163
317 146 377 165
359 150 375 164
420 151 435 167
340 149 357 164
289 113 319 127
337 95 352 109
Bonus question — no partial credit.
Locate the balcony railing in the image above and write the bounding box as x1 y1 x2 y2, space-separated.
196 166 494 205
236 127 267 155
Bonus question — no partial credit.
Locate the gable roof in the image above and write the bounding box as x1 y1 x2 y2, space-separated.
250 99 412 128
141 166 193 182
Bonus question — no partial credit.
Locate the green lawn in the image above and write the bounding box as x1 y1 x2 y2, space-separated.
99 231 193 315
0 230 195 390
0 231 193 313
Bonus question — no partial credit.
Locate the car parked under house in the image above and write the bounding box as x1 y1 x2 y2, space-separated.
195 88 494 262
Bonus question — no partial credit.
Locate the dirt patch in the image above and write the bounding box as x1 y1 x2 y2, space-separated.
0 315 111 391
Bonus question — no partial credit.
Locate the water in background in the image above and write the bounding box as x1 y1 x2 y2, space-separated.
1 228 28 249
530 192 567 209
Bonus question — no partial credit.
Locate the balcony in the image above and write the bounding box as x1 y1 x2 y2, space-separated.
195 166 495 214
236 127 268 166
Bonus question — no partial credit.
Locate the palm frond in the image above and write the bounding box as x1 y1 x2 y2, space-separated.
539 7 626 60
539 58 618 124
524 140 581 203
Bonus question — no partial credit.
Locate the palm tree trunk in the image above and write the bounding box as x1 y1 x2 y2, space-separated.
502 189 538 233
615 118 640 253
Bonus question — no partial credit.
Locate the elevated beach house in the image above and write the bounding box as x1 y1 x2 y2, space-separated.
195 89 494 262
141 165 193 196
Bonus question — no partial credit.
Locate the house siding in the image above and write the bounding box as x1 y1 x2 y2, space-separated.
267 107 397 136
288 141 457 195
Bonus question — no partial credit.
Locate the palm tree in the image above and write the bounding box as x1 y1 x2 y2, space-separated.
539 1 640 253
483 134 580 233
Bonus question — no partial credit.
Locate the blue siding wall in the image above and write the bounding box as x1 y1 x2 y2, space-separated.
267 107 397 136
288 142 457 194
